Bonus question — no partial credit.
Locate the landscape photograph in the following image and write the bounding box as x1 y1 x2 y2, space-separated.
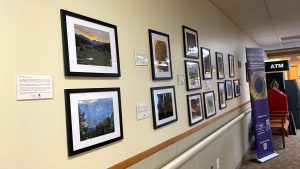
187 62 201 88
74 24 112 67
78 98 115 141
156 93 174 120
190 97 202 119
186 32 198 55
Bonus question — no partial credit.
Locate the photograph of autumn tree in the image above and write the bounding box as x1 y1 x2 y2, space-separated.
156 93 173 120
74 24 112 67
78 98 114 141
154 40 169 72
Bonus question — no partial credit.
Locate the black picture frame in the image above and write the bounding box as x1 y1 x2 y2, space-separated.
182 26 199 59
64 88 123 156
225 80 233 100
234 79 241 97
201 47 212 79
203 91 217 119
149 29 173 80
217 82 227 109
228 54 235 77
150 86 177 129
187 93 204 126
61 9 120 77
216 52 225 79
184 60 202 91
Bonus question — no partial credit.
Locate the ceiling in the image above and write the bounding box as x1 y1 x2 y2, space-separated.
211 0 300 51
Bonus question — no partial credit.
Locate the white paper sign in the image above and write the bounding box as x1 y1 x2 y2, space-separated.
16 74 53 100
177 74 185 85
135 51 148 66
136 103 149 120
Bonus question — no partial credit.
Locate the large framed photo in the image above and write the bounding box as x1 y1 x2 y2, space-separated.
216 52 225 79
64 88 123 156
182 26 199 59
217 82 227 109
228 54 235 77
61 10 120 77
184 60 202 91
234 79 241 97
203 91 217 118
150 86 177 129
225 80 233 100
201 47 212 79
187 93 204 126
149 29 173 80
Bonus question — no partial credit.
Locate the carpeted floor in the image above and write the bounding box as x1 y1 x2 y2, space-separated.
239 131 300 169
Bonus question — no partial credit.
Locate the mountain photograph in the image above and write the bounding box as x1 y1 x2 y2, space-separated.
74 24 112 67
78 98 115 141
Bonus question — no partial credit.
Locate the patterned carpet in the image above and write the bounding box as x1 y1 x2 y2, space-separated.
239 131 300 169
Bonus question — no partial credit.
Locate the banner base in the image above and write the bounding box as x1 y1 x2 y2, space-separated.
257 152 279 163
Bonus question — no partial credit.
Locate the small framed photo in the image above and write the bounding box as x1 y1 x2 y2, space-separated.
64 88 123 156
217 82 227 109
149 29 173 80
182 26 199 59
203 91 217 118
216 52 225 79
225 80 233 100
187 93 204 126
234 79 241 97
184 60 202 91
150 86 177 129
201 47 212 79
228 54 235 77
61 10 120 77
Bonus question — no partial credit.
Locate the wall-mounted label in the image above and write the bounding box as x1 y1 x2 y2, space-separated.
135 50 148 66
177 74 185 85
136 104 149 120
265 60 289 72
16 74 53 100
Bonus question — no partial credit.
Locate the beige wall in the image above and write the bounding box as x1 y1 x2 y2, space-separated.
0 0 257 169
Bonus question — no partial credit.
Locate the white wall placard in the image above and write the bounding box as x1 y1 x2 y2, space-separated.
177 74 185 85
136 103 149 120
135 50 148 66
16 74 53 100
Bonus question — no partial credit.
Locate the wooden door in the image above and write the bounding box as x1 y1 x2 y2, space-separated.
289 65 298 84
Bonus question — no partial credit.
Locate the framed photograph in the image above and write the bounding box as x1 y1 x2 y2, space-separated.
216 52 225 79
228 54 235 77
217 82 227 109
184 60 202 91
225 80 233 100
201 47 212 79
149 29 173 80
182 26 199 59
203 91 217 118
234 79 241 97
150 86 177 129
60 10 120 77
64 88 123 156
187 93 204 126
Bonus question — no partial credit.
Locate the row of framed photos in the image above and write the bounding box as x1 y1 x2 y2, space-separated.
60 9 235 81
64 79 240 156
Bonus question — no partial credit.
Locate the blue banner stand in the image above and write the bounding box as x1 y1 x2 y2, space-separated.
246 48 279 163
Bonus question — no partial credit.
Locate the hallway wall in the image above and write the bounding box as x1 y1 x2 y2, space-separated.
0 0 257 168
